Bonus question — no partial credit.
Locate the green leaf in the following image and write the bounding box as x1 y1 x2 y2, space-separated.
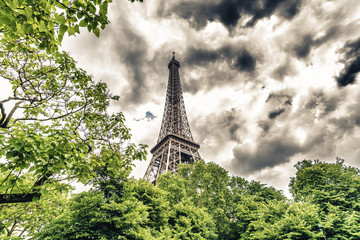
25 6 33 20
59 24 68 35
0 14 14 26
39 21 47 32
93 27 100 37
79 19 87 27
68 26 75 36
74 24 80 33
32 195 40 202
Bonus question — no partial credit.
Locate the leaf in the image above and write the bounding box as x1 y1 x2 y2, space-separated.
0 14 14 26
59 24 68 35
74 24 80 33
32 195 40 202
25 6 33 20
39 21 47 32
93 27 100 37
79 19 87 27
68 26 75 36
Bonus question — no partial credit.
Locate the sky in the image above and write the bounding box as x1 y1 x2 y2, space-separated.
59 0 360 195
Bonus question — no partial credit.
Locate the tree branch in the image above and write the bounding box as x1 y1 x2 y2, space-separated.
13 104 86 124
0 97 13 104
0 193 41 204
0 103 6 125
1 100 24 128
7 220 17 237
0 171 53 204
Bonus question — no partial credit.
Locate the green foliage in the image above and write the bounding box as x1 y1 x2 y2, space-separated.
0 191 70 239
0 0 145 53
35 179 217 240
248 201 324 240
158 160 285 240
166 200 217 240
289 158 360 211
30 159 360 239
290 158 360 239
0 0 147 205
0 49 147 203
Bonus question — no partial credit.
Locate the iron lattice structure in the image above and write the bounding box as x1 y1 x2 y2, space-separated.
144 54 201 184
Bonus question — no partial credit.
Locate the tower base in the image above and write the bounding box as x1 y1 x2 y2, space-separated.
143 133 201 184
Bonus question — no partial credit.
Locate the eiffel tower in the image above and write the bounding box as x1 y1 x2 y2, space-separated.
144 53 201 184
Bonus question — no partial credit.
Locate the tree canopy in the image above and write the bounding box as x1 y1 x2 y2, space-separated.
0 0 146 204
3 159 358 239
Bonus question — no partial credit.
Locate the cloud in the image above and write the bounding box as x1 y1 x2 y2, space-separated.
271 59 298 81
184 48 221 66
258 119 272 134
181 46 258 94
226 109 338 176
304 90 341 117
234 50 256 72
228 135 305 175
268 108 285 119
328 90 360 135
336 37 360 87
166 0 303 30
110 26 149 107
184 46 256 72
135 111 157 122
193 108 246 146
291 34 313 59
254 90 294 132
267 93 292 106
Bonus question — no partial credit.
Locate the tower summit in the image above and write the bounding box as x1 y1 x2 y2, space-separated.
144 53 201 184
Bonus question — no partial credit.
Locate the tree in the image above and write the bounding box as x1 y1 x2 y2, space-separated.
248 201 324 240
35 179 217 240
157 160 285 240
0 49 146 204
289 158 360 239
0 0 142 54
0 0 146 204
0 190 69 238
289 158 360 211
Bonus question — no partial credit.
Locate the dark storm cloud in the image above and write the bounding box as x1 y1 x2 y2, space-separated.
291 30 341 59
166 0 302 30
271 59 297 81
184 47 223 66
226 104 341 175
258 119 272 133
105 17 149 109
181 46 258 94
329 91 360 134
268 108 285 119
184 46 256 72
234 50 256 72
260 90 293 131
287 25 344 60
336 37 360 87
192 108 245 146
292 34 313 59
304 90 340 116
228 135 304 175
266 92 293 106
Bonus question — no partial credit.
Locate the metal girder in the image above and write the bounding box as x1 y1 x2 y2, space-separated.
144 54 201 183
